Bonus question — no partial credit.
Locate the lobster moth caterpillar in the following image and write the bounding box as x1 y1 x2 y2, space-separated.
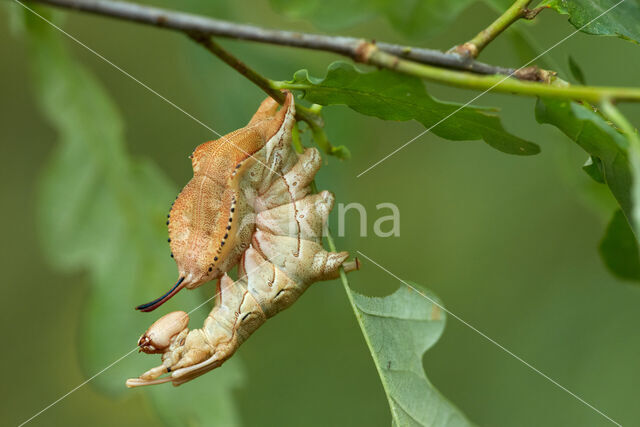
126 92 359 387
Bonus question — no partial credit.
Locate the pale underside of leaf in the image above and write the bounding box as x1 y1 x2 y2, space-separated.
351 285 473 426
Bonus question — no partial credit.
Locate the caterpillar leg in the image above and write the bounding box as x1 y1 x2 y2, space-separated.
126 275 262 387
127 249 359 387
126 317 230 387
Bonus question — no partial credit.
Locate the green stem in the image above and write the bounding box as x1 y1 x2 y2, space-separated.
189 33 336 140
292 123 384 412
324 224 398 418
460 0 541 58
299 117 379 410
295 125 380 404
288 122 394 419
189 34 355 159
291 122 304 154
600 100 640 147
189 35 321 125
308 121 351 160
351 45 640 104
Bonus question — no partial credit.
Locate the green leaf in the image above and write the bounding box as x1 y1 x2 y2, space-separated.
599 100 640 262
599 209 640 281
543 0 640 44
568 55 587 85
281 62 539 156
325 229 471 424
22 8 243 425
270 0 476 39
351 285 473 426
535 98 640 282
536 98 633 222
630 137 640 238
582 156 605 183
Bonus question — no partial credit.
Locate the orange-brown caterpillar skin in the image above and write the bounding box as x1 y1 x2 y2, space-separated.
168 96 290 292
127 92 358 387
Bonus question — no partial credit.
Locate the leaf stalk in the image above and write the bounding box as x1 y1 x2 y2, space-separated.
455 0 546 58
359 44 640 103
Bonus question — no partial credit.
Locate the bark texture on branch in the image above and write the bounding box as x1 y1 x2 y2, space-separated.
25 0 517 76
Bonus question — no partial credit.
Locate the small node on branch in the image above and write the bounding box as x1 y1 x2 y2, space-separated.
513 66 557 83
523 6 548 20
354 41 378 64
451 42 479 60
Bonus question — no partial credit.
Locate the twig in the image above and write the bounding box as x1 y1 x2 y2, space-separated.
322 228 394 417
288 124 380 415
455 0 547 58
290 127 377 416
190 35 350 159
25 0 640 104
26 0 519 77
189 35 311 123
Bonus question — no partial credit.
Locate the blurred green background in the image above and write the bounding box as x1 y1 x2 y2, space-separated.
3 1 640 426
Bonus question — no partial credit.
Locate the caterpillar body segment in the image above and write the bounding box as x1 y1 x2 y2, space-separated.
127 93 358 387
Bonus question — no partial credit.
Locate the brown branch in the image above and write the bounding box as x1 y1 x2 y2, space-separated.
25 0 640 103
25 0 522 77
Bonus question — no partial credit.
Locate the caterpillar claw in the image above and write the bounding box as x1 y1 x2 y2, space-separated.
170 354 226 386
140 365 169 381
125 371 172 388
126 362 171 387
